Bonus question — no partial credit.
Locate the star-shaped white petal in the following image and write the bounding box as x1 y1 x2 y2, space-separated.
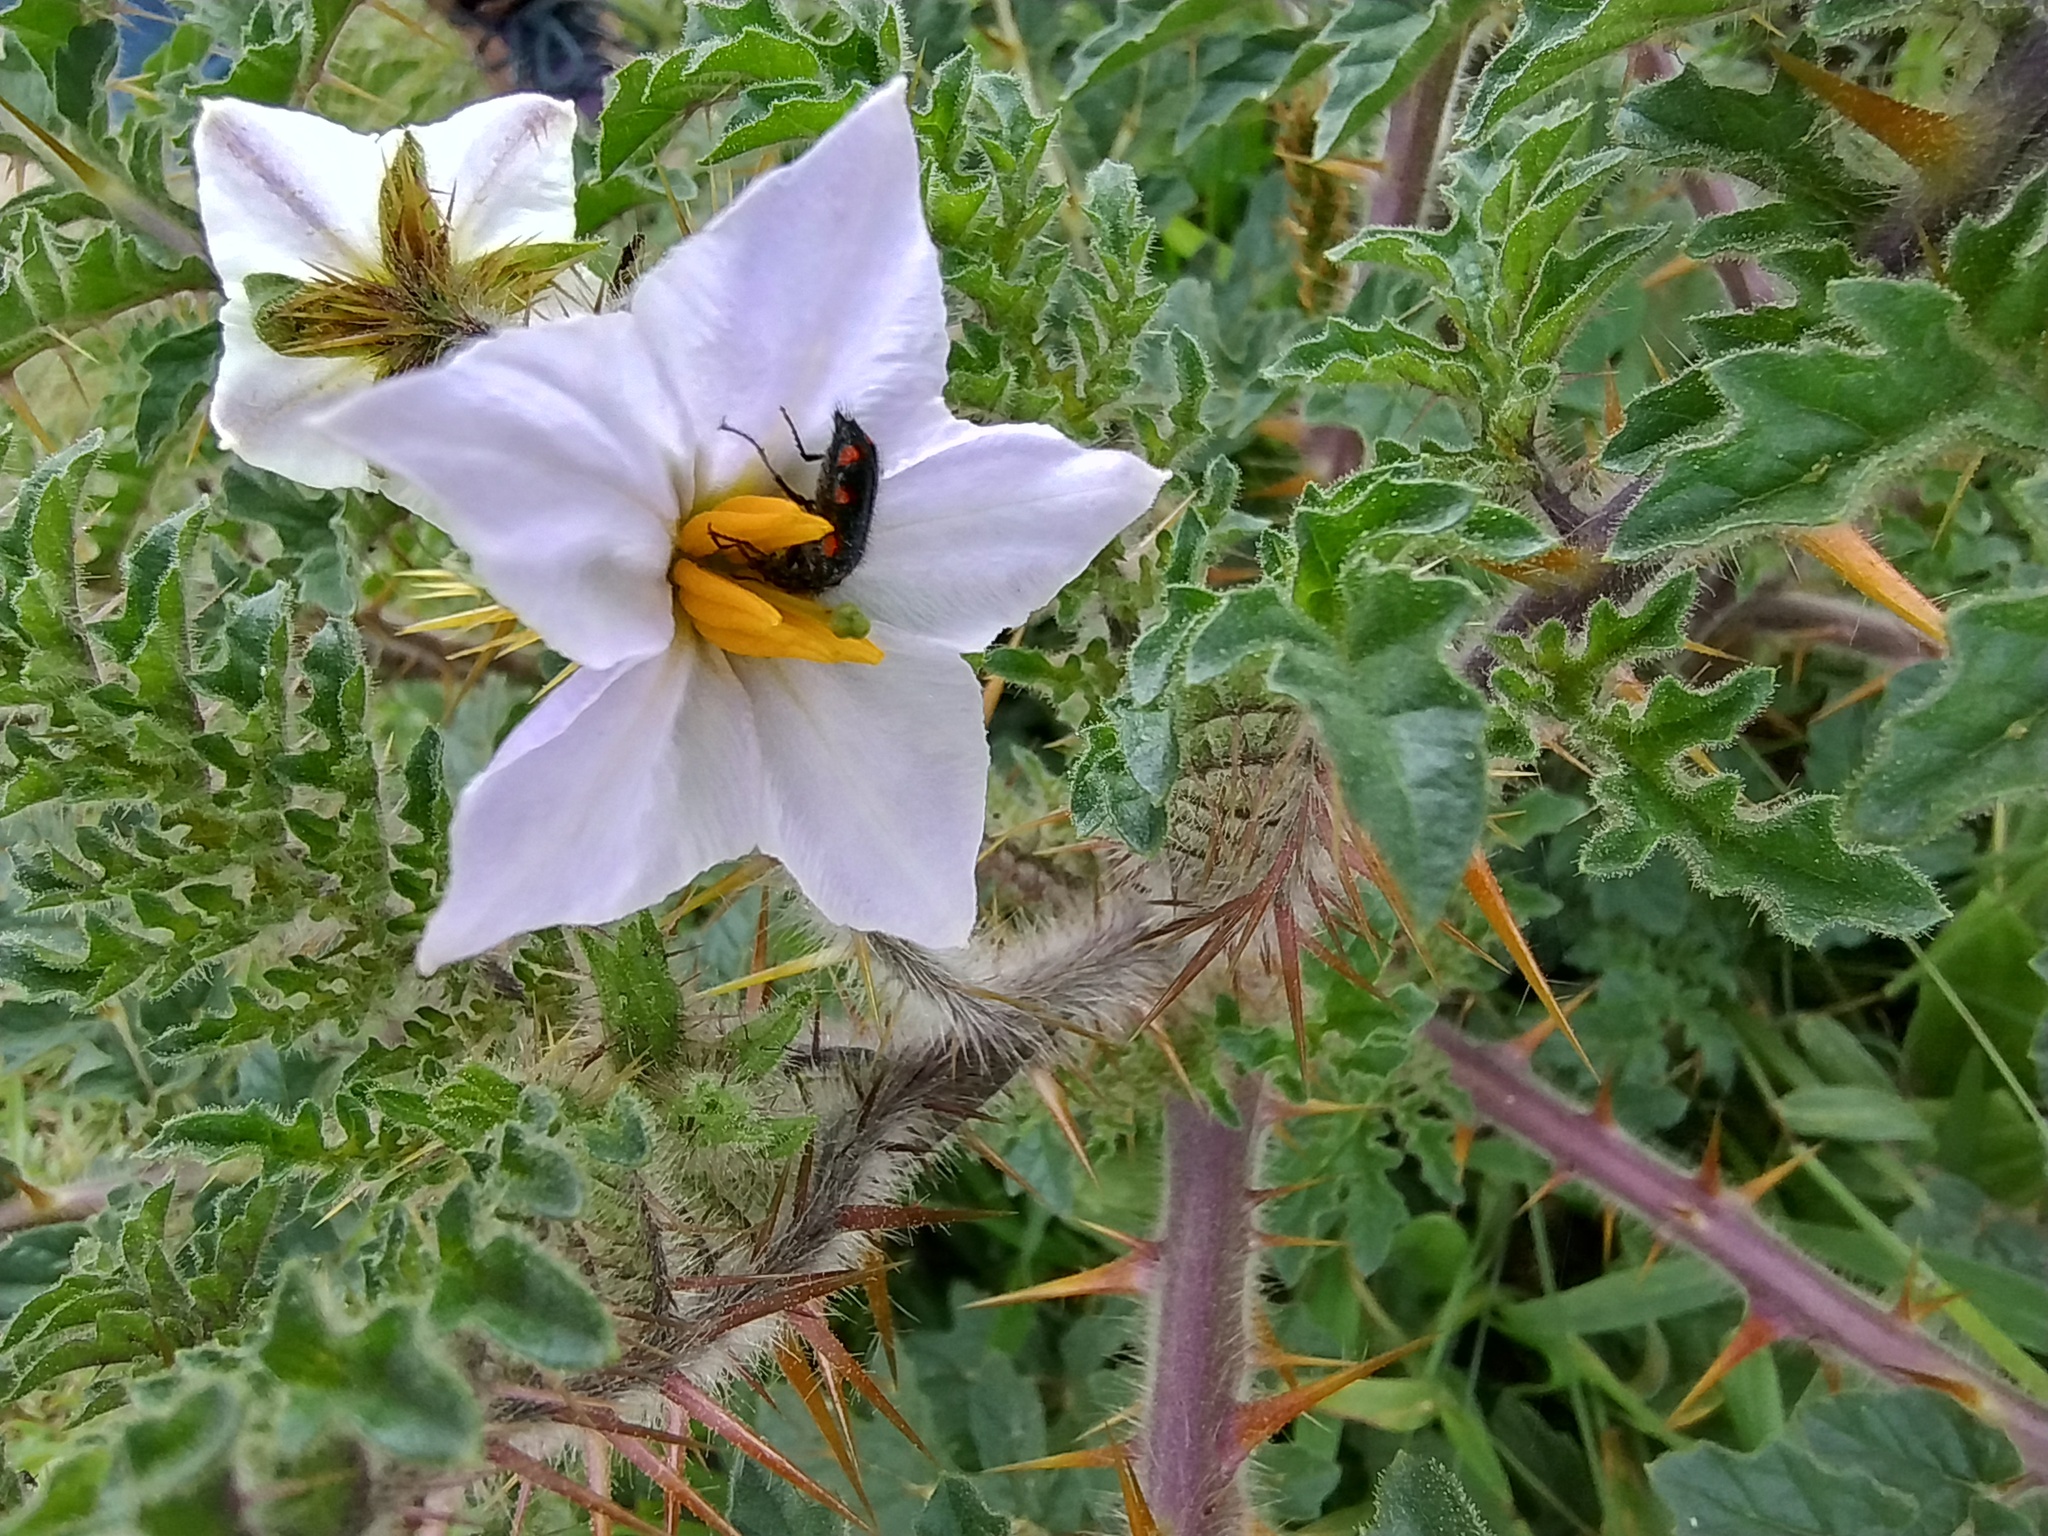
319 79 1168 965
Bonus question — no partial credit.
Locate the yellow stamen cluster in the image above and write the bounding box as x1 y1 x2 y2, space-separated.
671 496 882 665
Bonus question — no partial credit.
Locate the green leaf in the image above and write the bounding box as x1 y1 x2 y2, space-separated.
259 1268 479 1464
1314 0 1486 159
1844 592 2048 844
704 79 865 164
493 1122 585 1219
1796 1390 2020 1532
132 321 220 461
1577 675 1945 941
1196 564 1488 923
1603 370 1725 473
1513 222 1662 366
728 1455 849 1536
599 29 822 172
1294 467 1550 613
1464 0 1749 136
1651 1440 1917 1536
1173 28 1335 154
0 433 100 684
1948 173 2048 357
914 1477 1008 1536
1367 1452 1491 1536
1615 279 2048 556
578 912 682 1067
1069 720 1165 853
217 466 352 613
581 1092 653 1166
1063 0 1242 98
0 212 214 374
1617 62 1884 236
431 1185 613 1370
1271 318 1485 405
1775 1085 1931 1144
1501 1253 1737 1336
156 1102 331 1163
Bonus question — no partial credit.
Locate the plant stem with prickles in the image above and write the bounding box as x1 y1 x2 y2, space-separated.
1137 1078 1265 1536
1426 1018 2048 1473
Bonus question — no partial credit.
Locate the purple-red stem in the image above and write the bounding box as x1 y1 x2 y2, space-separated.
1369 38 1467 229
1628 44 1776 310
1137 1080 1264 1536
1427 1020 2048 1473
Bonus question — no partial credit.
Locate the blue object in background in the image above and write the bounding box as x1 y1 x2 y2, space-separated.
112 0 229 114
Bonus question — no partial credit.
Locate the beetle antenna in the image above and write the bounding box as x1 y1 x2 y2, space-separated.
718 419 812 505
779 406 822 462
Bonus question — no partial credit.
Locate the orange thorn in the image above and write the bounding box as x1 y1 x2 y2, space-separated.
1892 1252 1968 1326
485 1441 665 1536
661 1378 866 1530
1436 917 1510 973
1811 667 1903 724
1512 1017 1560 1058
1228 1338 1432 1467
834 1204 1004 1233
1792 524 1947 645
1466 850 1594 1074
1697 1115 1723 1197
1898 1368 1986 1410
1028 1066 1097 1184
1260 1233 1344 1250
773 1338 872 1527
862 1270 899 1383
967 1252 1154 1308
989 1446 1123 1474
1638 1237 1667 1278
1768 49 1971 178
791 1315 924 1457
1453 1123 1476 1174
1517 1168 1571 1217
1271 1097 1372 1119
1592 1077 1616 1126
960 1133 1050 1206
1669 1314 1780 1427
1251 1176 1326 1205
1112 1445 1163 1536
1602 1203 1617 1266
1144 1018 1198 1100
601 1432 745 1536
1348 831 1430 969
586 1428 614 1536
1739 1144 1821 1203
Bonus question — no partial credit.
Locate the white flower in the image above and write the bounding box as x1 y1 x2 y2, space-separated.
316 79 1167 968
193 93 583 491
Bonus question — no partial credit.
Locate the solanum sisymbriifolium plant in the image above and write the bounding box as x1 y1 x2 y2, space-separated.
6 1 2048 1533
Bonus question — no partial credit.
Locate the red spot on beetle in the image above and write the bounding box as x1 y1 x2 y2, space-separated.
837 444 862 468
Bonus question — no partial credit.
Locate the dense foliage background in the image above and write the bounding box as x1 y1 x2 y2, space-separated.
4 0 2048 1532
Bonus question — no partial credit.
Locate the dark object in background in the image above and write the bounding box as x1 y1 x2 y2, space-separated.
428 0 617 116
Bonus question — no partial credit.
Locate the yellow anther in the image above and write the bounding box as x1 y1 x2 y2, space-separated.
672 560 784 636
678 496 834 560
671 556 882 665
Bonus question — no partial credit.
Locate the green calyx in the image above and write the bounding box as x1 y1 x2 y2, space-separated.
247 132 598 379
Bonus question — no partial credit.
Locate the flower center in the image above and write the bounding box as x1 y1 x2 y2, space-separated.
247 132 597 379
670 496 882 665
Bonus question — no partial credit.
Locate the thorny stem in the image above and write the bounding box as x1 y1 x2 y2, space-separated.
1427 1019 2048 1474
1137 1078 1265 1536
1369 37 1468 229
1626 45 1775 311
